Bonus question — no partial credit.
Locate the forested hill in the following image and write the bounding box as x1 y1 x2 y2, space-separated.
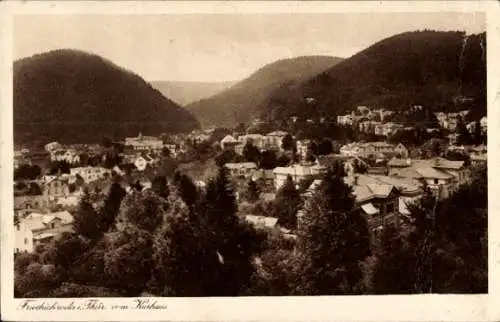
262 31 486 123
185 55 343 128
14 49 200 147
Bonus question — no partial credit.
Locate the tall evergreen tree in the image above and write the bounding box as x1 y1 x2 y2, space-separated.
151 190 214 296
281 134 295 151
472 121 484 145
152 175 169 199
371 223 416 294
273 175 302 230
73 193 102 240
99 182 126 233
172 171 199 207
296 170 370 295
242 142 261 163
199 166 264 296
243 178 260 203
456 118 473 145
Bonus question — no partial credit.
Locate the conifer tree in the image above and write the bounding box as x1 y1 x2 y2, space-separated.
371 223 416 294
243 142 261 163
99 181 126 233
172 171 199 208
274 175 302 230
199 166 264 296
152 175 169 199
296 169 370 295
73 193 102 240
244 178 260 203
151 189 213 296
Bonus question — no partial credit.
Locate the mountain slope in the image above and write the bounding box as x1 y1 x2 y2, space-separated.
185 56 343 128
263 31 486 122
14 49 199 146
150 81 236 106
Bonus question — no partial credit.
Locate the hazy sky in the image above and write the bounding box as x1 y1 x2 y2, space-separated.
14 13 485 82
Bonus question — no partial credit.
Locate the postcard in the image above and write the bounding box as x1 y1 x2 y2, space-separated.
1 1 499 321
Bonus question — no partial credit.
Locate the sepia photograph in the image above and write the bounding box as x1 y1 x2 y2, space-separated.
1 1 499 321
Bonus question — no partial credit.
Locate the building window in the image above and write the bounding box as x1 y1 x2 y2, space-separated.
386 202 394 214
24 238 28 245
434 179 438 184
16 224 20 231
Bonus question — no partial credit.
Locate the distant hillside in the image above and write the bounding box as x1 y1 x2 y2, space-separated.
185 56 343 128
14 49 199 146
150 81 237 106
263 31 486 122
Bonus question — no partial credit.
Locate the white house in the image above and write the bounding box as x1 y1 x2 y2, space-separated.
273 163 326 191
14 220 34 253
237 134 267 153
296 140 312 160
70 166 111 183
224 162 258 179
15 211 74 253
388 157 467 200
374 122 404 137
245 215 278 229
339 142 408 158
266 131 288 150
44 141 62 153
134 156 148 171
50 149 80 164
480 116 487 134
125 133 163 152
337 114 354 126
220 135 238 150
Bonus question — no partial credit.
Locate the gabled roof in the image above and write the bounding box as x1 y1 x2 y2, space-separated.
308 179 322 192
245 215 278 228
352 183 397 203
225 162 258 170
416 167 454 180
388 157 411 167
470 154 487 161
41 215 57 224
432 157 464 170
221 135 237 143
361 203 379 215
272 164 325 176
366 184 395 198
267 131 288 136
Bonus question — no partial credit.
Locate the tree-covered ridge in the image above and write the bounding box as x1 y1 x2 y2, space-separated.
262 31 486 123
186 56 343 128
14 49 200 147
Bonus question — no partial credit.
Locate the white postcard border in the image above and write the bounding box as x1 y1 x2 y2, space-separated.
1 1 499 321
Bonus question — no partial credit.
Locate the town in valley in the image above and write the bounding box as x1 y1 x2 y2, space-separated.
12 13 487 297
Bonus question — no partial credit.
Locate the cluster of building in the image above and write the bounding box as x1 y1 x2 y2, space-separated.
339 141 409 158
13 109 488 253
238 150 479 243
336 105 487 147
220 130 290 154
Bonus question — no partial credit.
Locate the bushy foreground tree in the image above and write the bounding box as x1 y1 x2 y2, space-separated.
371 166 487 293
295 169 371 295
273 175 302 230
15 168 265 297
